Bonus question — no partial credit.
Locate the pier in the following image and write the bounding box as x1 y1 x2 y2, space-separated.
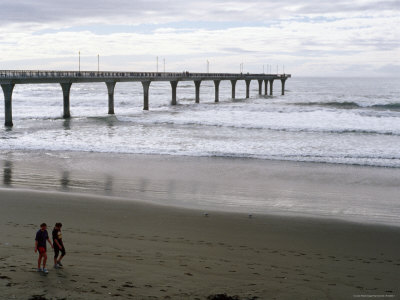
1 70 291 127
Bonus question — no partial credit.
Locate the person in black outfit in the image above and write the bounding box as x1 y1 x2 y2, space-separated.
52 222 66 268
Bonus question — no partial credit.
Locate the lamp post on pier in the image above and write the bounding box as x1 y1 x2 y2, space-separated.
157 56 159 72
78 51 81 72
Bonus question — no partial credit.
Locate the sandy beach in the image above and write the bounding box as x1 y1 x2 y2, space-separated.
1 152 400 299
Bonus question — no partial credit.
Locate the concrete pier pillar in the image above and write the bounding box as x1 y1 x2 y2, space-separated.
264 80 268 96
269 79 274 96
230 80 237 99
194 80 201 103
170 81 178 105
60 83 72 119
281 78 287 95
142 81 151 110
214 80 220 103
1 84 15 127
258 80 263 95
245 80 251 99
106 81 116 114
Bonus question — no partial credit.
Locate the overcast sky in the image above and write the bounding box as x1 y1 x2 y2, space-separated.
0 0 399 76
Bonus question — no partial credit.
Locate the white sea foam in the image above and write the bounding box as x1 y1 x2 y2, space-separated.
1 77 400 167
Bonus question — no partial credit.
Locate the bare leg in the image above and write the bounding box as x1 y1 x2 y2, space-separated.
43 253 47 268
37 254 43 269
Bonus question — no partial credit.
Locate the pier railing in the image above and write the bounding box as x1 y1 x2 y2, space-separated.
0 70 289 80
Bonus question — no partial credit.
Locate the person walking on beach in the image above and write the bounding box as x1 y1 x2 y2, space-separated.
35 223 53 274
53 222 66 269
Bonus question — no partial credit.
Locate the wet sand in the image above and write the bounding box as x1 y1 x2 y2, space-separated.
1 150 400 225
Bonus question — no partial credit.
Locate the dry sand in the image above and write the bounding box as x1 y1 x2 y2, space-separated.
0 152 400 299
1 189 399 300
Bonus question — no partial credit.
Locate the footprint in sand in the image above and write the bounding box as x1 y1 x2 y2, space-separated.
122 284 135 288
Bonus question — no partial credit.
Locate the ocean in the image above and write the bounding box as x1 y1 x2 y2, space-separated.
1 77 399 168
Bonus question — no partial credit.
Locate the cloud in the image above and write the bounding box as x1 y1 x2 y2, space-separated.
0 0 399 76
0 0 398 27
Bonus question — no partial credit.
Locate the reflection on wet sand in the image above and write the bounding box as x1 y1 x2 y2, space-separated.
104 175 113 194
60 171 70 190
1 157 189 206
3 160 12 186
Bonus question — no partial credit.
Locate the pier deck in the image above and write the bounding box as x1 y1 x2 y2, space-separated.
1 70 291 127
